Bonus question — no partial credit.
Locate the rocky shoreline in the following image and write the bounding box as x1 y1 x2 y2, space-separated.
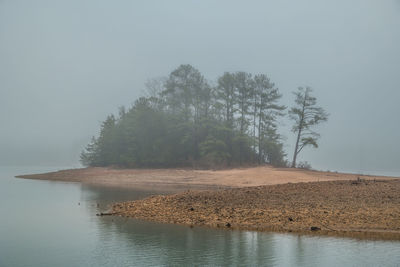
112 179 400 240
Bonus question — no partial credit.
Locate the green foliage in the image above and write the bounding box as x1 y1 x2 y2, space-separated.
80 115 118 166
80 136 99 166
289 87 329 168
81 65 313 169
261 138 287 167
253 74 286 164
199 136 230 168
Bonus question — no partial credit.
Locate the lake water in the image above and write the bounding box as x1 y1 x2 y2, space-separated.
1 166 399 267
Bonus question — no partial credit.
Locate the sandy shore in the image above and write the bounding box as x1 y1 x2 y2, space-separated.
15 166 395 191
113 179 400 240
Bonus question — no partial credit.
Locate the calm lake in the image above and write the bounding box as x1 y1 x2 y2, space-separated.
1 166 399 267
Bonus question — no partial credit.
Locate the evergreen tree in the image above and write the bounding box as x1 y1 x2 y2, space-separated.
216 72 236 164
254 74 286 164
162 64 210 162
81 65 290 169
289 87 328 168
80 136 100 166
233 72 253 164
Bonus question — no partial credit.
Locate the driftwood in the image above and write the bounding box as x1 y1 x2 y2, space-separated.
96 212 116 216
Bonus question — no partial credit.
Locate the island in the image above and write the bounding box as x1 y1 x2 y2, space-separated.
16 65 400 240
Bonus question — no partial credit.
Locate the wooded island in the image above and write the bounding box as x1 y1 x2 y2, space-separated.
81 64 327 169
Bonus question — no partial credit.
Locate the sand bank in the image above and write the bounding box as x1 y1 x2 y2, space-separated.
16 166 395 191
112 179 400 240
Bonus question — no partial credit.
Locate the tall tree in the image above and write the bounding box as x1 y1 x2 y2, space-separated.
216 72 236 164
250 76 258 162
81 65 290 169
254 74 286 164
216 72 236 127
162 64 206 120
234 72 253 164
162 64 210 163
289 87 328 168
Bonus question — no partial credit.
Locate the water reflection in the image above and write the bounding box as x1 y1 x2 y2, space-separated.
1 166 400 267
80 184 400 267
93 217 277 266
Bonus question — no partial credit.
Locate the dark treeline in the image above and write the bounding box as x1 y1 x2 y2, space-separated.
81 64 326 169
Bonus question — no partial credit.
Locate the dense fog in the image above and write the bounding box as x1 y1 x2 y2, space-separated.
1 0 399 175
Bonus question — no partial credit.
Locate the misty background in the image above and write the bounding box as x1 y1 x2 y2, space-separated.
1 0 399 175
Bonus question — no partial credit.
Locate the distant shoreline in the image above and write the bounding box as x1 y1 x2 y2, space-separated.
17 166 400 240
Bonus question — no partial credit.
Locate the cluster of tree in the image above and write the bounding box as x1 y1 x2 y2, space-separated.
81 64 327 168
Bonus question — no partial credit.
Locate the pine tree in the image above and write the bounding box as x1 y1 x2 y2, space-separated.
289 87 328 168
81 65 291 169
254 74 286 164
234 72 253 164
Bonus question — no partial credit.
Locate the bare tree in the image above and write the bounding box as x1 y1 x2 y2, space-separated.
143 77 167 98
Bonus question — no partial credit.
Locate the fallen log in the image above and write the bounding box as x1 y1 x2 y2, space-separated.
96 212 116 216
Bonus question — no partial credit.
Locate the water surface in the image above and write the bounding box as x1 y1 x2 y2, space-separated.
1 166 399 266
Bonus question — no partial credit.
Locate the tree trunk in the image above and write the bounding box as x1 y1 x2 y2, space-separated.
253 97 257 164
291 127 301 168
239 99 245 165
258 107 263 164
292 99 306 168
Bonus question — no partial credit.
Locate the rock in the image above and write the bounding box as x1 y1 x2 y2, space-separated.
310 226 321 231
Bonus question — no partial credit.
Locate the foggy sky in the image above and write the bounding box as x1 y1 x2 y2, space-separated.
1 0 399 175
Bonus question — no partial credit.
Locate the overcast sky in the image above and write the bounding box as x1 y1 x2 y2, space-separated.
1 0 399 175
